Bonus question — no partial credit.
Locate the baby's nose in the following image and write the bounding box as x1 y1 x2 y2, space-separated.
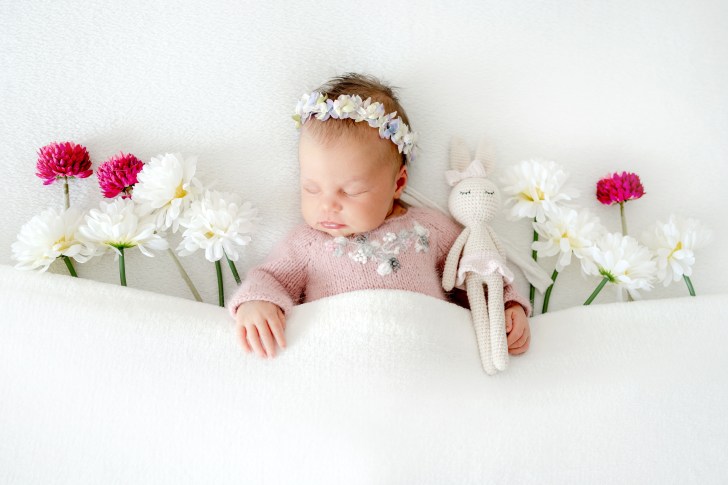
320 194 342 212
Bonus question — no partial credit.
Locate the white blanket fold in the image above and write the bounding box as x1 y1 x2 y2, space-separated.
1 264 727 484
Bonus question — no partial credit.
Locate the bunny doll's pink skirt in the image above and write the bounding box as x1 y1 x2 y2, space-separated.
455 251 515 287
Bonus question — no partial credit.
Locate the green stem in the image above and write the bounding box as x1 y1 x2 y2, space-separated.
683 275 696 296
619 202 628 236
617 203 634 302
542 269 559 313
584 277 609 305
225 252 242 285
119 248 127 286
63 176 70 210
62 256 78 277
215 260 224 307
530 224 538 310
167 249 202 302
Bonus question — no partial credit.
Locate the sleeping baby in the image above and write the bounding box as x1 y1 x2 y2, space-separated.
227 72 531 358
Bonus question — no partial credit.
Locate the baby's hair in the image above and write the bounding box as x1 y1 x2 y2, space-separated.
304 72 412 166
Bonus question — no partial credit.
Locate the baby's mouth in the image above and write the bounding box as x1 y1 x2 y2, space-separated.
320 221 346 230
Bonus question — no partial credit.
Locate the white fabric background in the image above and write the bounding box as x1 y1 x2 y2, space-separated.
2 0 727 311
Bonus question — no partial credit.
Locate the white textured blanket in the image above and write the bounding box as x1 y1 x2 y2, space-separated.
1 264 727 484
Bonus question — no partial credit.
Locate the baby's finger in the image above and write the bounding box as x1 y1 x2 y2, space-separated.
256 322 277 358
505 314 513 333
507 325 524 347
246 325 267 358
239 326 252 353
269 318 286 349
509 339 530 355
510 328 530 350
277 308 286 331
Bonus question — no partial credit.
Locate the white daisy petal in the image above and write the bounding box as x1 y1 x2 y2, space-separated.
586 233 657 298
12 207 94 272
641 214 712 287
133 153 202 233
532 207 604 272
177 189 259 262
501 159 579 222
78 199 168 257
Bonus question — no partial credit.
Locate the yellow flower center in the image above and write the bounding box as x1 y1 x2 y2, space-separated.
54 236 72 252
520 188 545 202
174 183 187 199
204 231 215 239
668 241 682 260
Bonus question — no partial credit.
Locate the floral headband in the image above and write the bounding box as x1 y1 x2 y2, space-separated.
292 92 418 164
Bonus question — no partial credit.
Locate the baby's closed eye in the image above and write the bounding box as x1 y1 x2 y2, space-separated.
303 185 320 194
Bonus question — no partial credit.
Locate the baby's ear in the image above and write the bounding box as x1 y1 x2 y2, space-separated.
475 137 496 175
450 136 471 172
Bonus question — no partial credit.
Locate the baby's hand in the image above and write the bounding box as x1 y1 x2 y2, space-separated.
505 303 530 355
235 300 286 358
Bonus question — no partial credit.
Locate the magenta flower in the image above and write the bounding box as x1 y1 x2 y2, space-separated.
35 141 93 185
596 171 645 206
596 171 645 240
97 152 145 199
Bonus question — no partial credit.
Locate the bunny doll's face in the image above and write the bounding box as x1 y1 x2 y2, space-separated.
448 177 501 226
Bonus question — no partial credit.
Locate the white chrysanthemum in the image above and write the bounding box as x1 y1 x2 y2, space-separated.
532 207 605 272
133 153 202 232
585 233 657 300
78 199 168 257
12 207 93 272
642 215 712 286
176 190 258 262
501 159 579 223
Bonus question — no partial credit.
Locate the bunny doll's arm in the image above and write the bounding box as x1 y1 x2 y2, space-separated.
442 227 471 292
487 226 507 260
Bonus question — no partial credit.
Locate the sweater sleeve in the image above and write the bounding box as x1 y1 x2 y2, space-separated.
503 283 532 317
226 226 308 318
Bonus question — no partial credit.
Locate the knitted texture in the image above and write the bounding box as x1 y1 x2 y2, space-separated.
442 137 513 375
227 206 529 317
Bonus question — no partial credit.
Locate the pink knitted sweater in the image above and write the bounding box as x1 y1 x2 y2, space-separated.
227 206 530 317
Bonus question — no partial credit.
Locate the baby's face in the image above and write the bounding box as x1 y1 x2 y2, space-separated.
299 127 407 237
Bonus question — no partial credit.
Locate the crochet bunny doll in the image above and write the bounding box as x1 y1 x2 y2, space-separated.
442 137 514 375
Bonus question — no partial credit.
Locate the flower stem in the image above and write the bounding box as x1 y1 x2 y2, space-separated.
683 275 696 296
215 260 224 307
584 277 609 305
619 202 628 236
62 255 78 277
542 269 559 313
63 176 70 210
225 252 242 285
167 249 202 302
119 248 127 286
530 224 538 310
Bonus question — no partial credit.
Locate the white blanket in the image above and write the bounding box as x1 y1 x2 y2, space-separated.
1 264 727 484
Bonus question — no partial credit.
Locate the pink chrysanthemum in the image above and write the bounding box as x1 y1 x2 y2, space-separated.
35 141 93 185
96 152 145 199
596 171 645 206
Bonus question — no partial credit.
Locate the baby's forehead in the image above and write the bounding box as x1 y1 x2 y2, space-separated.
302 119 379 146
303 119 400 155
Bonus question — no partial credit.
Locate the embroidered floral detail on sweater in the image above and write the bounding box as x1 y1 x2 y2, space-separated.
324 221 430 276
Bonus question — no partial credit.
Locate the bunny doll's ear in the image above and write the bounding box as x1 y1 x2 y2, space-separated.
449 136 472 172
475 137 496 175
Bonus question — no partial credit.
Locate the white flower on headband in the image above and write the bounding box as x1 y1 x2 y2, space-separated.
292 92 418 164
